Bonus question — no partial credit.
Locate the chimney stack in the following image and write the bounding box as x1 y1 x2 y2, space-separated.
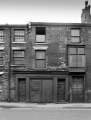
85 1 88 8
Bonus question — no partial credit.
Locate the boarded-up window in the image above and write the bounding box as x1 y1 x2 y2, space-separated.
35 50 46 68
0 31 4 42
14 30 25 42
71 29 80 42
68 47 85 67
13 50 24 65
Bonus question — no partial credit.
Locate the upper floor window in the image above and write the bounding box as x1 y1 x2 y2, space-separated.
13 50 25 65
14 30 25 42
35 50 46 68
36 27 46 42
71 29 80 42
68 47 85 67
0 51 3 65
0 31 4 42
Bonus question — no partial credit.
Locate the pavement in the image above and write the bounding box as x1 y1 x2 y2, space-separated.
0 103 91 120
0 102 91 109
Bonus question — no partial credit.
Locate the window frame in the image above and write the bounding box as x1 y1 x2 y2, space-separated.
0 30 4 42
0 50 3 65
68 46 85 67
35 50 46 68
35 27 46 43
70 28 81 43
13 50 25 65
13 30 25 42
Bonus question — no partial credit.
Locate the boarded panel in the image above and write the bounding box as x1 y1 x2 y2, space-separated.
18 78 26 102
57 79 65 102
72 76 84 103
42 79 53 103
30 80 41 103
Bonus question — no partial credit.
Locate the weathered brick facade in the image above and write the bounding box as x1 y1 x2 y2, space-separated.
0 1 91 103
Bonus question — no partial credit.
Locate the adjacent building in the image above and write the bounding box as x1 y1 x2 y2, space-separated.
0 1 91 103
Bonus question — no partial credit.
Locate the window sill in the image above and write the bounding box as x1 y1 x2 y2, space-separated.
35 42 48 45
33 68 47 70
0 42 4 43
12 42 26 44
0 65 3 66
11 65 25 67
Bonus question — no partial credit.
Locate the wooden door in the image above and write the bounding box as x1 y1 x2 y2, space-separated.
30 79 41 103
72 76 84 103
57 79 65 102
18 78 26 102
42 79 53 103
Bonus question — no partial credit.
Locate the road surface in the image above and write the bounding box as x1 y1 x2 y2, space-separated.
0 107 91 120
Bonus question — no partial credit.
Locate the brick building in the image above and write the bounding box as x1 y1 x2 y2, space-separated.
0 1 91 103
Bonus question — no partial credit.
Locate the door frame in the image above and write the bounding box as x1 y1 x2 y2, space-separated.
69 74 85 103
56 76 68 103
15 74 68 103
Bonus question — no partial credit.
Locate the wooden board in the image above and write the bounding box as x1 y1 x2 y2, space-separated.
72 76 84 103
42 79 53 103
30 80 41 103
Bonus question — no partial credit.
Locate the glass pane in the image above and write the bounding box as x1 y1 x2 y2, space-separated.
14 36 24 42
71 29 80 36
72 76 83 89
71 37 80 42
36 35 45 42
0 31 3 36
78 48 85 54
13 58 24 64
36 60 45 68
14 30 24 36
0 57 3 65
0 31 4 42
68 48 76 54
13 51 24 57
0 51 3 57
36 51 45 59
77 55 85 67
69 55 77 67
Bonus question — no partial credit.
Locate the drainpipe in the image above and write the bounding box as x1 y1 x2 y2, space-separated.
8 26 11 102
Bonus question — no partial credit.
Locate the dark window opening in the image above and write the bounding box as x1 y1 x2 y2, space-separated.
36 27 45 35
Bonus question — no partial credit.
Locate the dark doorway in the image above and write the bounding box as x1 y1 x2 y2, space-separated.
57 79 65 102
18 78 26 102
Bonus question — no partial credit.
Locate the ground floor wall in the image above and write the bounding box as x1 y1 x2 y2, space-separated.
8 71 87 103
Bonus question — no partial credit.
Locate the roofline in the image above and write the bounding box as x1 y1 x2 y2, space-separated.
0 22 91 27
31 22 91 27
